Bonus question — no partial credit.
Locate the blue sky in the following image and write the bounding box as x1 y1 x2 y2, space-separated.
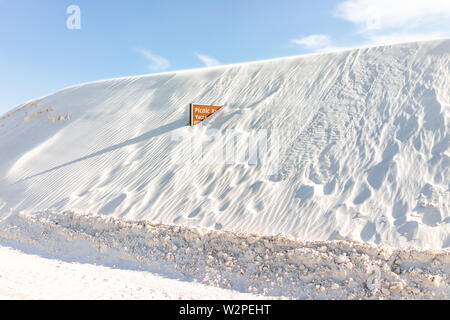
1 0 449 114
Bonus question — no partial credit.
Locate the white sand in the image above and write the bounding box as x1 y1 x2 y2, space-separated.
0 40 448 299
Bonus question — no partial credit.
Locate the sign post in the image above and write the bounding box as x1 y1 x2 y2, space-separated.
190 104 222 126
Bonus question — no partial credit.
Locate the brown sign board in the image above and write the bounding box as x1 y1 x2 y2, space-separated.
190 104 222 126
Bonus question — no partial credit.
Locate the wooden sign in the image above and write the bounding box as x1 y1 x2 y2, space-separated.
190 104 222 126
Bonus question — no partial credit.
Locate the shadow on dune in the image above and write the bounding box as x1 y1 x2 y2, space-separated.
16 118 185 183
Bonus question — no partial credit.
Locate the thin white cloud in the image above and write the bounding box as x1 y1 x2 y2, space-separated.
136 49 170 72
195 53 221 67
291 34 331 50
293 0 450 54
335 0 450 32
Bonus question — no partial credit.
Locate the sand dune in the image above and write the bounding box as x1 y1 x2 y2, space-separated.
0 39 449 250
